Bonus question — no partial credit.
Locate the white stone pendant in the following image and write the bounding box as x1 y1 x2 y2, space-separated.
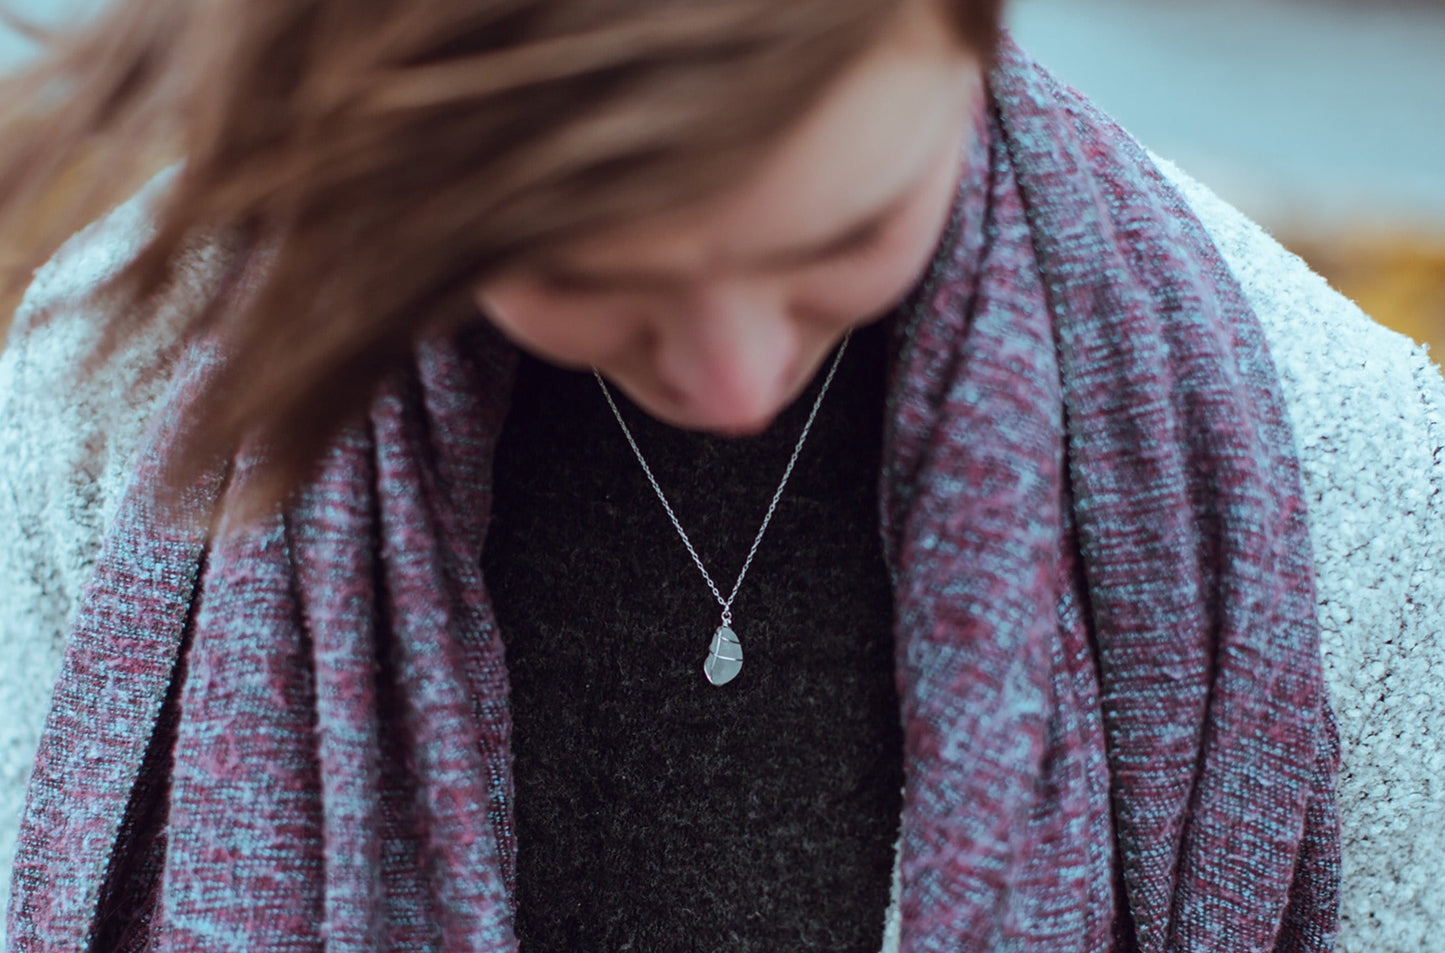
703 625 743 686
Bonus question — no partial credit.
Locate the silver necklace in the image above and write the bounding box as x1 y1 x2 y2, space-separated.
592 331 851 686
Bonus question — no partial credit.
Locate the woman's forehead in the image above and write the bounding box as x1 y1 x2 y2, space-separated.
545 5 981 276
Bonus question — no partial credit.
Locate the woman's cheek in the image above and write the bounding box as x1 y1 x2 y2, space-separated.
798 201 958 326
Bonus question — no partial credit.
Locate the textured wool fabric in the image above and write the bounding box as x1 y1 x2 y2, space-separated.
480 317 902 953
6 40 1342 952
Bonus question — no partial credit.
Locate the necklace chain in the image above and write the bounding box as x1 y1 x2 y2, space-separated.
592 331 851 627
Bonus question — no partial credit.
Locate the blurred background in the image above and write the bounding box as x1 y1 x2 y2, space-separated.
2 0 1443 357
1010 0 1445 361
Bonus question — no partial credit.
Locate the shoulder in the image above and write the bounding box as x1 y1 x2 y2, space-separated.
0 168 208 636
0 169 216 920
1155 154 1445 951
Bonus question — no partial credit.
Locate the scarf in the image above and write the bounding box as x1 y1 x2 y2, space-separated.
7 40 1340 952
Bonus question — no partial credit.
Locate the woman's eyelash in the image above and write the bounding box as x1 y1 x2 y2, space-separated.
536 270 618 294
816 220 890 260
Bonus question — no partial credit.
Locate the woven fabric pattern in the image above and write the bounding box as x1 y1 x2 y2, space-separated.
7 40 1339 952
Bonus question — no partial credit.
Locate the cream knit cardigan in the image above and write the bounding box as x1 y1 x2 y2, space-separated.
1 161 1442 952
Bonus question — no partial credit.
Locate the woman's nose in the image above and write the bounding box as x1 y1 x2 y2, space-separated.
650 286 801 435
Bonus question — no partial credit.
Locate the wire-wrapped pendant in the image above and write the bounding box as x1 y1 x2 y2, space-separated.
703 625 743 685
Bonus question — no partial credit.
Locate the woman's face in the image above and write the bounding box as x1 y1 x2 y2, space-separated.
474 1 982 435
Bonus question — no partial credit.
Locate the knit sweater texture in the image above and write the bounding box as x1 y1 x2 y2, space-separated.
0 157 1442 951
482 320 901 953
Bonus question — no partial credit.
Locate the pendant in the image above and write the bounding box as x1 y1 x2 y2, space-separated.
703 625 743 686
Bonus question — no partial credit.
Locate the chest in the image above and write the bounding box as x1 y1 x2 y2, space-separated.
480 320 904 952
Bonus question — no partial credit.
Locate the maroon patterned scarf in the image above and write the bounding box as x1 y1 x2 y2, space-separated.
8 40 1340 952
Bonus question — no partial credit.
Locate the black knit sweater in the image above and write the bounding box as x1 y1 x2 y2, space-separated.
480 316 904 953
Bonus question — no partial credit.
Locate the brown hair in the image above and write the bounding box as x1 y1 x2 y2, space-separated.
0 0 1003 501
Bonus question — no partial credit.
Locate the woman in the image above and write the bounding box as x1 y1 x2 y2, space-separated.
0 0 1441 950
